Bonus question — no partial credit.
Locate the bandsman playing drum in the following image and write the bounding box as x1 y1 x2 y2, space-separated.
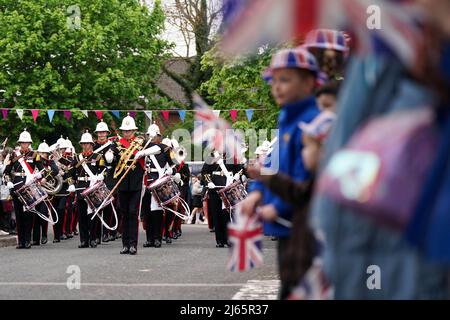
67 131 105 249
3 129 45 249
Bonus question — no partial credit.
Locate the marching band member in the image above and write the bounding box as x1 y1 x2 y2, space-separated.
93 120 117 243
3 129 45 249
201 150 242 248
32 141 59 246
170 138 190 239
52 138 74 242
160 137 178 244
67 131 104 249
105 114 158 255
141 123 167 248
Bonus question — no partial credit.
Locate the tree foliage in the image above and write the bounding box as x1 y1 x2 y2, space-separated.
0 0 171 148
200 44 280 131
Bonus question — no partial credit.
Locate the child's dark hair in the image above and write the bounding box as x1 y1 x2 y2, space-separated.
315 80 341 98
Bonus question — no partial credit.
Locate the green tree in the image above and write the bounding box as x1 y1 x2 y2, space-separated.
200 44 280 131
0 0 171 149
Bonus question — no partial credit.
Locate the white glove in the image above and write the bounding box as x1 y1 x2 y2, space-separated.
241 175 247 182
34 172 42 180
233 173 240 181
207 182 216 189
173 173 181 183
165 167 174 176
105 150 114 164
7 182 14 189
135 150 145 160
97 174 104 181
67 184 76 193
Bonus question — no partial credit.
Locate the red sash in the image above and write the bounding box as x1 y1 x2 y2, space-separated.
119 137 145 169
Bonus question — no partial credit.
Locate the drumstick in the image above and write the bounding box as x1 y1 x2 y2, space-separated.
255 207 292 228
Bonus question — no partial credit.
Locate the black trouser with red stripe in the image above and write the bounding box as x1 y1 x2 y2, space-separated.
53 196 67 241
77 198 96 244
32 202 48 243
142 191 163 243
208 192 228 245
12 196 32 246
118 191 141 248
63 193 74 235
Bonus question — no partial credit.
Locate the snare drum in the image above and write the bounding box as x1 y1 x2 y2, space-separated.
148 175 180 206
218 181 248 210
81 181 113 213
16 178 48 211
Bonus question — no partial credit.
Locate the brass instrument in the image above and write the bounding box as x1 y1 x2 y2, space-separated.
113 136 145 179
173 145 187 165
41 169 63 195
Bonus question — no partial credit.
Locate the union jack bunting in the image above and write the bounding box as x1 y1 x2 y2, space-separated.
227 209 264 272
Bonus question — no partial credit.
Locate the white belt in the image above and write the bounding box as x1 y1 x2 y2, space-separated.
148 168 159 173
77 176 90 182
12 172 27 177
212 171 224 176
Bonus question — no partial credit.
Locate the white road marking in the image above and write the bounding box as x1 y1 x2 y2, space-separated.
0 282 247 287
232 280 279 300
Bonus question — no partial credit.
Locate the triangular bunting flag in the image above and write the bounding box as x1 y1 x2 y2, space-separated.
245 109 254 123
111 110 121 119
31 109 39 122
64 110 71 121
129 111 137 118
95 110 103 120
213 110 221 118
144 111 152 121
81 110 89 118
178 110 186 123
16 109 24 120
1 109 8 120
230 109 238 123
47 110 55 123
162 110 169 121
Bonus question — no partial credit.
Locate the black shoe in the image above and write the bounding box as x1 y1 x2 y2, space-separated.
102 234 109 243
172 233 178 240
32 241 40 246
108 234 115 241
154 240 161 248
216 243 224 248
210 228 215 233
116 233 122 239
90 240 97 248
53 239 61 243
74 231 79 236
41 237 48 245
67 233 73 239
129 247 137 255
24 242 31 249
61 234 68 240
96 238 101 245
16 244 25 249
224 242 231 248
165 237 172 244
120 247 130 254
78 242 89 248
143 241 154 248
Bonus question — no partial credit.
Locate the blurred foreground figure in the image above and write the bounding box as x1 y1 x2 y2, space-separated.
312 1 450 299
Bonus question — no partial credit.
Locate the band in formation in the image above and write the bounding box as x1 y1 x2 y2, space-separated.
0 115 254 255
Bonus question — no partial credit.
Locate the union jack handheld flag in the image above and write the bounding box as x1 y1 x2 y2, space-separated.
192 94 244 162
227 208 264 272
